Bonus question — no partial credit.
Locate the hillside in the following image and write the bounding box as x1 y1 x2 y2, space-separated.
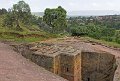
32 12 44 17
0 15 58 43
67 10 120 16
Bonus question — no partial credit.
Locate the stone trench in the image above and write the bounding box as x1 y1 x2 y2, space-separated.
11 42 117 81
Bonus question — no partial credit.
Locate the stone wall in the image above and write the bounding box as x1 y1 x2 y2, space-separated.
60 54 75 81
30 54 54 72
81 51 117 81
54 55 61 74
74 53 81 81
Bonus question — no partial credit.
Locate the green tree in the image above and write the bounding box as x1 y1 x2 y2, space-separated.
43 6 67 33
3 11 15 28
0 8 7 15
12 1 31 30
4 1 31 31
115 30 120 44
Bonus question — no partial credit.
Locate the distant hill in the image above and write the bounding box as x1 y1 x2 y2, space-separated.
68 10 120 16
32 10 120 17
32 12 44 17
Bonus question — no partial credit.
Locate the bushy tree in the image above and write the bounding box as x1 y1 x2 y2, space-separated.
4 1 32 30
43 6 67 33
3 11 15 27
13 1 31 28
0 8 7 15
115 30 120 44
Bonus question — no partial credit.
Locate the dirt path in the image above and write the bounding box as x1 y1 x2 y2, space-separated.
0 42 67 81
88 43 120 81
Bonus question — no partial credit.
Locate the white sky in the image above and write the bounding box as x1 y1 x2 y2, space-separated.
0 0 120 12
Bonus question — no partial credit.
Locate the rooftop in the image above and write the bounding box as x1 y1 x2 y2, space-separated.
30 37 110 57
31 43 80 57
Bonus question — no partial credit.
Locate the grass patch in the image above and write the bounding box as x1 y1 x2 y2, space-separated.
0 34 47 43
0 30 60 43
14 37 47 43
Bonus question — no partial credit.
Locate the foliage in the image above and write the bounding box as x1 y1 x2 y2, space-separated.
43 6 67 33
115 30 120 44
68 17 119 44
0 8 7 15
12 1 31 24
3 1 32 31
0 0 119 45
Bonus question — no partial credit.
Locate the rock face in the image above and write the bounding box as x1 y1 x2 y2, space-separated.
13 38 117 81
81 51 117 81
29 43 81 81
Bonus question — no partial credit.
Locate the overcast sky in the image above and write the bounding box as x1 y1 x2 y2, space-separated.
0 0 120 12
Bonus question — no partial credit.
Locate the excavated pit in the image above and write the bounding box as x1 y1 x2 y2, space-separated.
12 38 117 81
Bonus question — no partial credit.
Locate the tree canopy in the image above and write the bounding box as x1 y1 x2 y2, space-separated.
4 1 32 30
0 8 7 15
43 6 67 33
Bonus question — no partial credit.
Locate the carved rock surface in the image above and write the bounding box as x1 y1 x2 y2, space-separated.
13 37 117 81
